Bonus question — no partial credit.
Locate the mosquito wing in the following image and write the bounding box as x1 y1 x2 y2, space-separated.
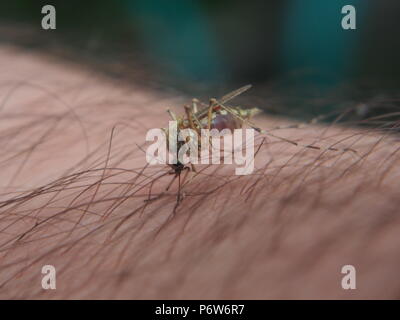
217 84 252 105
193 84 252 119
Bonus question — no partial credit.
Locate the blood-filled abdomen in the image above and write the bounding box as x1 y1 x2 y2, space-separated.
210 114 241 131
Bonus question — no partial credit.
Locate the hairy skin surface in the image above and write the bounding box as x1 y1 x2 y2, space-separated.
0 46 400 299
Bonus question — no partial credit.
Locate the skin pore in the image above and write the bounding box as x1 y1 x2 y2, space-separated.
0 45 400 299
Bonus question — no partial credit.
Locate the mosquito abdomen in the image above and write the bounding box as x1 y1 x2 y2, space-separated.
210 114 242 131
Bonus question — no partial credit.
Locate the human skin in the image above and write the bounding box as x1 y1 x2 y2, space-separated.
0 45 400 299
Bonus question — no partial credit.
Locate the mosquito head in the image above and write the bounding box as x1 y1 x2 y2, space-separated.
170 161 187 174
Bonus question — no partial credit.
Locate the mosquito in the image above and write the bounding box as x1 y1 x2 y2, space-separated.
149 84 357 206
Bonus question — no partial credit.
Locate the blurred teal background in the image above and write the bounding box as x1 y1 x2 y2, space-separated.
0 0 399 120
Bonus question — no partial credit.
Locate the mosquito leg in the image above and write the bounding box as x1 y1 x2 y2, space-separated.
189 101 203 131
181 165 197 188
207 98 217 130
192 113 203 131
176 169 183 204
184 105 201 165
167 108 178 121
215 102 356 155
266 132 358 155
192 98 199 113
184 105 196 130
177 166 191 202
203 100 218 157
166 171 179 191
